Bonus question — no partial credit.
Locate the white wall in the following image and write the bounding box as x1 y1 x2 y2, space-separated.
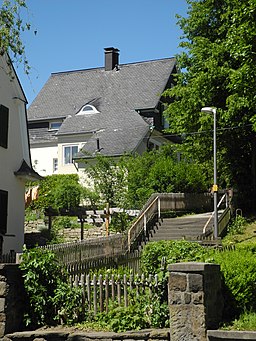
0 55 29 253
31 145 58 176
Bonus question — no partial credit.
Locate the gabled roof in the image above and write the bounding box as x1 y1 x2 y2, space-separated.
28 56 176 156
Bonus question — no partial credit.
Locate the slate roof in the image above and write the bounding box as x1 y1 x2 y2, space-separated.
28 57 176 156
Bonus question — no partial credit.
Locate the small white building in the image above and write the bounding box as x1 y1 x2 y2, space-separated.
0 53 41 254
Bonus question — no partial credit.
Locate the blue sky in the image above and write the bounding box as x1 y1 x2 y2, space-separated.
15 0 188 105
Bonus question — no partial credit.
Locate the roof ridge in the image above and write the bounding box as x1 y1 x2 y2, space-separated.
51 57 176 76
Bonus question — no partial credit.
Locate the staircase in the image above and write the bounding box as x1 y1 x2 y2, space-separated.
148 213 214 242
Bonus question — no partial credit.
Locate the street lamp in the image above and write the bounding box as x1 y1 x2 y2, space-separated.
201 106 218 239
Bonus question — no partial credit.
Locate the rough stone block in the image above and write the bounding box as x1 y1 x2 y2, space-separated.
169 291 183 304
0 321 5 338
192 292 204 305
0 282 7 296
0 313 6 322
0 298 5 313
169 272 187 291
170 305 206 341
188 273 203 292
184 292 191 304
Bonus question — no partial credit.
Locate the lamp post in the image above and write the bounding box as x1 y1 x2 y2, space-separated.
201 107 218 239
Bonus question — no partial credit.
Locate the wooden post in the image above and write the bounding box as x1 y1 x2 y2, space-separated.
105 203 110 237
48 214 52 231
93 274 97 315
105 274 109 313
79 216 84 240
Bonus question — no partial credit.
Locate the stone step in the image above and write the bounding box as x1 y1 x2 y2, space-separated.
147 214 213 242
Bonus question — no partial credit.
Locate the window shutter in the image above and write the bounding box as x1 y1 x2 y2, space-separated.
0 190 8 235
0 105 9 149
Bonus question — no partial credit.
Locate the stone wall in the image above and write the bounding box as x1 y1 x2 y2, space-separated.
207 330 256 340
3 328 170 341
168 262 223 341
0 265 25 337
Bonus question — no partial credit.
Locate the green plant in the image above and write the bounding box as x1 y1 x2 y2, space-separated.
95 299 150 332
227 215 247 235
0 0 32 74
19 247 67 327
53 282 84 325
209 247 256 320
109 212 131 233
140 240 208 274
29 174 83 211
224 311 256 331
53 216 72 229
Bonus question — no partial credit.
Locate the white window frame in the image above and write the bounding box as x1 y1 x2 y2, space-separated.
53 158 58 172
63 145 78 165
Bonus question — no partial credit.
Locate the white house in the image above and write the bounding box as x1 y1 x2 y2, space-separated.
27 48 177 179
0 53 41 254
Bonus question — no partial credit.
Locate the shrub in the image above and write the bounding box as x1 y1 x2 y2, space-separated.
227 215 247 235
210 247 256 319
109 212 131 233
140 240 208 274
29 174 82 211
19 247 84 328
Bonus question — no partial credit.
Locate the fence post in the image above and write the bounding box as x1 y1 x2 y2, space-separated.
158 196 161 220
168 262 223 341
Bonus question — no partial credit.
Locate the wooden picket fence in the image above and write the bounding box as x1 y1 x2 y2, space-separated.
67 249 141 277
70 272 161 315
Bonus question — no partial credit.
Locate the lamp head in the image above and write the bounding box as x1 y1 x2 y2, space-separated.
201 107 216 114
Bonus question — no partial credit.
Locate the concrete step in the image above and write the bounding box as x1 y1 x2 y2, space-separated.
147 214 213 242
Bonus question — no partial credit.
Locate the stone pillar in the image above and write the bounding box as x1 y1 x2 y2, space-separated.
168 262 223 341
0 264 25 337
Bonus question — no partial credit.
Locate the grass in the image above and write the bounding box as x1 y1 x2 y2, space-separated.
222 215 256 247
220 215 256 331
223 312 256 331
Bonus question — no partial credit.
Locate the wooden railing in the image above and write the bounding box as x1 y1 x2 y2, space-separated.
127 192 213 251
40 192 228 273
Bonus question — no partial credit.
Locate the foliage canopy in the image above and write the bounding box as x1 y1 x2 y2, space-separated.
84 146 209 210
164 0 256 209
0 0 31 74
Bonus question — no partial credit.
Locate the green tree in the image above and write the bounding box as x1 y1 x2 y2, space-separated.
123 145 209 208
29 174 82 211
0 0 31 74
164 0 256 210
85 155 127 207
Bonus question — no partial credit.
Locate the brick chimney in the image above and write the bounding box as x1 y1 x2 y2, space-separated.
104 47 119 71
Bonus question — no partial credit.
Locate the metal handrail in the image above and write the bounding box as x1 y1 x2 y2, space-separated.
202 192 231 235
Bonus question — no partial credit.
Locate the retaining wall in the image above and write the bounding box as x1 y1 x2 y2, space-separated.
0 265 25 337
2 328 170 341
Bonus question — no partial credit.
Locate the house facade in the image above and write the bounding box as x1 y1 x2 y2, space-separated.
0 53 41 254
27 48 177 178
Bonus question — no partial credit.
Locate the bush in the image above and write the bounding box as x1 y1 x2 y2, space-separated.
140 240 208 274
29 174 82 211
109 212 131 233
210 247 256 319
19 247 84 328
227 215 247 235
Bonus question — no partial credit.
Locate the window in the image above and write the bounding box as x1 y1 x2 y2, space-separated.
63 145 78 165
0 105 9 149
53 158 58 172
76 104 100 115
0 190 8 235
49 121 62 131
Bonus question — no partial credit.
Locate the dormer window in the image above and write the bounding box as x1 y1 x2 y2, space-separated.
76 104 100 115
49 121 62 131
